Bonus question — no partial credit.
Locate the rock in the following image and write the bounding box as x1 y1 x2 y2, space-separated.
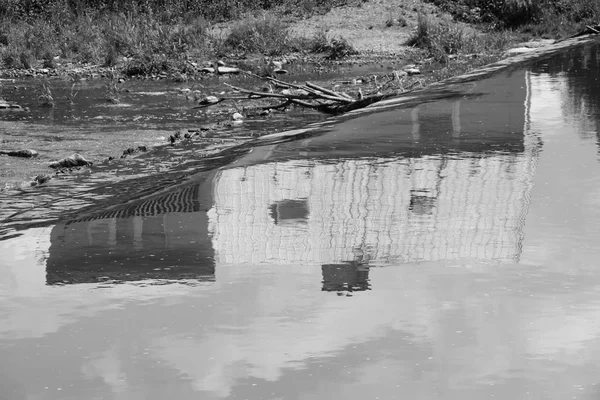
0 100 25 110
217 66 240 74
199 96 220 105
231 112 244 121
49 153 91 168
404 68 421 75
201 67 216 73
0 149 39 158
32 174 52 186
271 61 288 74
217 60 226 67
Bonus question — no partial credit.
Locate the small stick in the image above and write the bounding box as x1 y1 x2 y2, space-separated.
305 82 352 102
586 25 600 34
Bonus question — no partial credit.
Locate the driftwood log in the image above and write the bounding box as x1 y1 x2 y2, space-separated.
194 71 424 115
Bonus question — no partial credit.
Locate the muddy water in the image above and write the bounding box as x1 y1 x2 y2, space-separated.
2 42 600 399
0 74 328 190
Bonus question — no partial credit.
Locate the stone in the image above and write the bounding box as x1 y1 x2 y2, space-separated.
217 66 240 74
199 96 219 105
32 174 52 186
0 149 38 158
49 153 91 168
0 100 24 110
404 68 421 75
232 112 244 121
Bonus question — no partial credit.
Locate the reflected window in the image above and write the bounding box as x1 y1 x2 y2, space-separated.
322 262 371 292
269 199 309 225
409 190 437 215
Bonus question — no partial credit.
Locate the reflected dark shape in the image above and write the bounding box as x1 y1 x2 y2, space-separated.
269 199 309 224
532 43 600 148
248 72 527 162
409 191 437 215
209 70 535 266
322 261 371 292
46 174 216 285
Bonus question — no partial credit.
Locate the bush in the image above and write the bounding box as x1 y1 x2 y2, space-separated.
407 13 515 61
407 14 466 61
427 0 600 31
225 12 293 55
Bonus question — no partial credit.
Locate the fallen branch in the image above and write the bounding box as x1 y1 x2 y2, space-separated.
193 68 425 115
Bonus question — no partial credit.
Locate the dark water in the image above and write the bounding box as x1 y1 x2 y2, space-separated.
0 75 327 189
2 42 600 399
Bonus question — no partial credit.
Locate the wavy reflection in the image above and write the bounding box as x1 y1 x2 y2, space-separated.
46 173 217 285
3 43 600 400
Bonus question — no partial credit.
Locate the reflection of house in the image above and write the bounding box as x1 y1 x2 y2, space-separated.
208 72 539 266
46 176 216 285
208 155 535 265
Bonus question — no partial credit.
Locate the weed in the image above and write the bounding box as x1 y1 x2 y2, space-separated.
68 83 79 105
37 82 55 107
42 51 56 68
225 12 293 56
122 53 175 76
407 13 515 62
306 31 357 60
104 74 123 103
427 0 600 34
309 29 331 53
19 51 33 69
327 37 358 60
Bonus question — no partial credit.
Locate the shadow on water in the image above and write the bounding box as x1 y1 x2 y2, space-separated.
2 41 600 400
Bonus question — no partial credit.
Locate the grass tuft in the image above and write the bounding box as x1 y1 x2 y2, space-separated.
225 12 294 56
407 12 518 62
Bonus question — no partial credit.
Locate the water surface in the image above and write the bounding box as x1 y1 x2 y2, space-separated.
1 42 600 400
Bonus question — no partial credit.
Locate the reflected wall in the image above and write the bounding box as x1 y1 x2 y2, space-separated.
46 177 216 284
208 72 537 266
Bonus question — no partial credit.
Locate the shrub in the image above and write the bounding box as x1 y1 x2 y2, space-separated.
225 12 293 55
407 13 513 61
427 0 600 32
326 37 358 59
